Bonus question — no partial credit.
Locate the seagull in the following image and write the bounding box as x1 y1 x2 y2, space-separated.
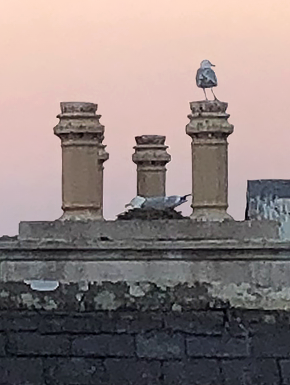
125 195 191 210
196 59 218 100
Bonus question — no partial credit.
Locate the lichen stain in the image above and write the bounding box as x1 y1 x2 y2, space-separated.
20 292 57 310
43 296 57 310
94 291 122 310
171 303 182 312
129 284 146 297
208 282 290 310
0 290 9 298
20 293 42 309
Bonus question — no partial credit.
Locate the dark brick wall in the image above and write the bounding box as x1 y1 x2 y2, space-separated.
0 309 290 384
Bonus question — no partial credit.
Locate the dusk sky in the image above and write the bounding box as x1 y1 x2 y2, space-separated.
0 0 290 235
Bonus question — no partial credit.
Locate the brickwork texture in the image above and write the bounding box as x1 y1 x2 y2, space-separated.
0 308 290 384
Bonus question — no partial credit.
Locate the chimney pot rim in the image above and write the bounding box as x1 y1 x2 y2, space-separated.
60 102 98 114
135 135 166 145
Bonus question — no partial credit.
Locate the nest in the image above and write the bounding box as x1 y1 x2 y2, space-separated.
117 208 185 220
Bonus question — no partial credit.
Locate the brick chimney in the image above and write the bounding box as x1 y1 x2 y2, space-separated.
54 102 109 220
132 135 171 197
186 100 234 221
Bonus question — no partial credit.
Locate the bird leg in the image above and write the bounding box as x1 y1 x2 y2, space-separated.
203 88 208 101
211 88 218 100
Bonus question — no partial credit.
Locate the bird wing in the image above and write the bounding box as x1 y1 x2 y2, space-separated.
138 195 189 210
196 68 204 87
142 197 165 209
203 68 218 86
163 196 180 208
142 196 180 210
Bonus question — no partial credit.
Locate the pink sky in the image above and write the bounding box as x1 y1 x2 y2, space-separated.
0 0 290 235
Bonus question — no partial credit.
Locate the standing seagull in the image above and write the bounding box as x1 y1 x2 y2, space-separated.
196 60 218 100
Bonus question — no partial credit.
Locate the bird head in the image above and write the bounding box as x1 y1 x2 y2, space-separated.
200 60 215 69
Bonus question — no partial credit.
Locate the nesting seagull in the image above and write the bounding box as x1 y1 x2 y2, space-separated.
196 59 218 100
125 195 191 210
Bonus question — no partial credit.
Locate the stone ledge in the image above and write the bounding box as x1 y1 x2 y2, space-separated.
18 219 280 242
1 239 290 260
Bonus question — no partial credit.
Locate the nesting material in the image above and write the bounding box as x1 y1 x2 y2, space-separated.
117 208 186 220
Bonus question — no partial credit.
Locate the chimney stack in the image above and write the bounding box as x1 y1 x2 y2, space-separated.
186 100 234 221
54 102 109 220
132 135 171 197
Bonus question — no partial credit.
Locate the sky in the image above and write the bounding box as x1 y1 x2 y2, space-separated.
0 0 290 235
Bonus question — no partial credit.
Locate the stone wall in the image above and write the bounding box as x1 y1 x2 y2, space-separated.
1 220 290 384
0 282 290 385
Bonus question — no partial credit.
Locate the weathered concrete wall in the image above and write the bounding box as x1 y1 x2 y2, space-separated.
4 258 290 311
1 218 290 311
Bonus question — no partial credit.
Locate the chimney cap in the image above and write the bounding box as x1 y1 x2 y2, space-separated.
135 135 166 146
60 102 98 115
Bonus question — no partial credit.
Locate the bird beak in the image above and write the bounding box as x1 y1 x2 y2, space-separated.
211 64 215 67
125 203 130 208
181 194 191 202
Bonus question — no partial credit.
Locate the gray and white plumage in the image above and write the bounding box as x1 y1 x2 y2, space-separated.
196 60 218 100
125 195 191 210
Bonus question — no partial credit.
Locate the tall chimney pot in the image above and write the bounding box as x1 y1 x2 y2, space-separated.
186 100 234 221
54 102 109 220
